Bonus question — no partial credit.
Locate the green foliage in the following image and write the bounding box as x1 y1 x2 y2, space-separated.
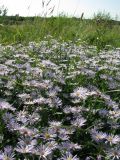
91 12 113 51
0 12 120 49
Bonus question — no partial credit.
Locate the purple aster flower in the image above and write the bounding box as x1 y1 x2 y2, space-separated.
71 117 86 128
0 146 15 160
35 144 52 159
58 152 79 160
106 147 120 160
90 129 107 142
0 100 15 111
105 134 120 145
71 87 89 100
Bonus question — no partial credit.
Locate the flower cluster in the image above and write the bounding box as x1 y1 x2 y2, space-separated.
0 38 120 159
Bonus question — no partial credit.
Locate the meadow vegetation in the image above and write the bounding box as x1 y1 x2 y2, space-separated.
0 11 120 51
0 2 120 160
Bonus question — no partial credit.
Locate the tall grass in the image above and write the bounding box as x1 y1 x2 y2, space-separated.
0 2 120 49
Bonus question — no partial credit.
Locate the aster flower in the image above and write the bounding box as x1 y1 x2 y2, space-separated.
108 109 120 119
35 144 52 159
16 110 28 124
15 143 34 154
47 89 58 97
58 152 79 160
0 146 15 160
3 112 14 124
53 97 62 107
0 100 15 111
71 117 86 128
105 134 120 145
71 87 89 100
60 142 81 152
17 93 31 101
3 113 20 131
28 112 41 125
18 126 39 138
6 119 20 132
63 106 82 114
48 97 62 108
90 129 107 142
15 137 37 154
40 128 57 141
49 121 62 128
58 128 75 136
33 97 48 104
58 133 69 141
106 147 120 160
17 136 37 147
46 141 58 150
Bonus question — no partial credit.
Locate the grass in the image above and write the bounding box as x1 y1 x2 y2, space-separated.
0 15 120 50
